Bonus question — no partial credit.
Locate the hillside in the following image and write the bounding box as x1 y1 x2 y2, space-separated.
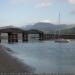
61 27 75 34
23 22 75 31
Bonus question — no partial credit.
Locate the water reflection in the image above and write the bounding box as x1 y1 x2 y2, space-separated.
2 40 75 73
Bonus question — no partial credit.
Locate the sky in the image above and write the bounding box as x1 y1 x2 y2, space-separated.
0 0 75 26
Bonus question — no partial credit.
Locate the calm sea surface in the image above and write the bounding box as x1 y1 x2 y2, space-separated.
2 40 75 73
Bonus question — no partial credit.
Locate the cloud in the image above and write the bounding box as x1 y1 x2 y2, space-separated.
36 0 52 8
8 0 75 6
68 0 75 4
65 0 75 4
34 19 57 24
40 19 52 23
36 3 51 8
59 0 75 4
8 0 52 7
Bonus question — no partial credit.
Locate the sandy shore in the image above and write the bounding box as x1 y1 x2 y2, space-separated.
0 45 34 73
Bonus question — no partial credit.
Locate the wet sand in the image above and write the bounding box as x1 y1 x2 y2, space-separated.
0 45 34 73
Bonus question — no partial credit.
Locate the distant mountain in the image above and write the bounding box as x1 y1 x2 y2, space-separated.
22 25 33 30
30 22 56 31
61 27 75 34
22 22 75 31
0 25 15 29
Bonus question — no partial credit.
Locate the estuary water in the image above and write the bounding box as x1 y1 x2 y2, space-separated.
2 40 75 73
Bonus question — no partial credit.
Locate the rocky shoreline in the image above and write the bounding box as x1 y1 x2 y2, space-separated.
0 45 34 73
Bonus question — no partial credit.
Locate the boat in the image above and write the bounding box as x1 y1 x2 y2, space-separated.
54 12 70 43
55 39 70 43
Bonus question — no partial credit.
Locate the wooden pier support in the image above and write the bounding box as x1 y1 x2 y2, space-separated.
39 33 44 40
8 33 18 43
22 33 28 42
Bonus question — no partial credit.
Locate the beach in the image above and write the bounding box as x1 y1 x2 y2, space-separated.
0 45 34 73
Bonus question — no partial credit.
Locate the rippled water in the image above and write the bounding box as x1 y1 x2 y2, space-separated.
2 40 75 73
